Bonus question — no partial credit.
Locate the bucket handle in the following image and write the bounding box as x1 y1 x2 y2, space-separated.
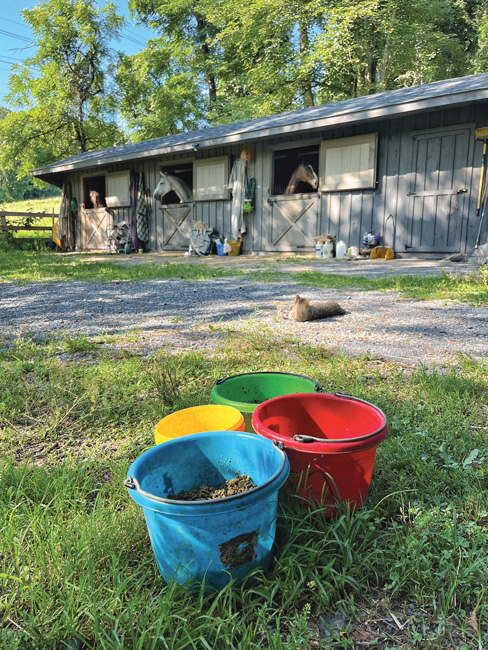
214 371 323 392
292 393 387 444
124 476 170 504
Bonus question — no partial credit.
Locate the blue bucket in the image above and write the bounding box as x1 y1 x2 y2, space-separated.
125 431 290 590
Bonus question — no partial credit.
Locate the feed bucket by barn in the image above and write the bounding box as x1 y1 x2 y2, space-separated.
252 392 388 512
125 430 290 590
211 372 322 432
154 404 245 445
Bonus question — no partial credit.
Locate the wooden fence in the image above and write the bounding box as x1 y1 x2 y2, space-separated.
0 210 58 242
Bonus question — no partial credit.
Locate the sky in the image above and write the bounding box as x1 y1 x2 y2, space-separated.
0 0 155 107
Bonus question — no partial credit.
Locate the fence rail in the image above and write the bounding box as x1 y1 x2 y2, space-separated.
0 211 59 242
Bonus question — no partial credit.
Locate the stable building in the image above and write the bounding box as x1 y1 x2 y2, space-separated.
31 72 488 257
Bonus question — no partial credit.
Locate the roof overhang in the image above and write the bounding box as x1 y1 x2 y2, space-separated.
30 82 488 179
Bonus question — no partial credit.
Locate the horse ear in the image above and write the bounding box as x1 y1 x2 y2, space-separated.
160 171 164 177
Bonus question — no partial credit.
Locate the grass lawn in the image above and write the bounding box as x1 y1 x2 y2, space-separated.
1 253 487 649
0 197 61 215
0 198 61 248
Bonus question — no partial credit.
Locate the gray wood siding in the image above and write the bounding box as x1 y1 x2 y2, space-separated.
67 99 488 255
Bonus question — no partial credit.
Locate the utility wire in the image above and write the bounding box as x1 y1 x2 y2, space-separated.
0 28 32 43
0 16 28 28
0 54 25 61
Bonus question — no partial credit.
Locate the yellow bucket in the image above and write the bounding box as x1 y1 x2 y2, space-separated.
228 241 241 256
154 404 245 445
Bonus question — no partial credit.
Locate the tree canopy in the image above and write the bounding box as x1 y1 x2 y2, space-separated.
0 0 487 198
0 0 124 186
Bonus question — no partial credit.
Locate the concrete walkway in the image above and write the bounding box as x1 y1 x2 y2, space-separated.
73 250 481 278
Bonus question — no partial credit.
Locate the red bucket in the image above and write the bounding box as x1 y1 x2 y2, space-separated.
252 392 388 512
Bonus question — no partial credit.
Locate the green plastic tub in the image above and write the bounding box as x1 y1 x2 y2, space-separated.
210 372 322 432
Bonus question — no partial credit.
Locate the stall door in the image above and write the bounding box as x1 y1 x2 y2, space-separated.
83 208 112 250
269 195 319 251
159 203 194 250
406 127 471 253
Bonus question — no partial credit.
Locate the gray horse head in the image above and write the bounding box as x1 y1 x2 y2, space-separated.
153 171 192 203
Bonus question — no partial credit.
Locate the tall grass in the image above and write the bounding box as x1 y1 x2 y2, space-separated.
1 332 487 649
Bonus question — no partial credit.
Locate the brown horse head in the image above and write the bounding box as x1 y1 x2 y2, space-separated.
89 190 102 208
285 163 319 194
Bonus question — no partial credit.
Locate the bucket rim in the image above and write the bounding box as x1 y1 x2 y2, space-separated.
155 404 244 433
252 392 388 451
125 430 289 507
213 371 323 392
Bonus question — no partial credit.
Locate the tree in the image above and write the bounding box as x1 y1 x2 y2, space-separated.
123 0 487 134
312 0 485 103
121 0 324 134
472 5 488 73
115 37 207 141
0 0 125 179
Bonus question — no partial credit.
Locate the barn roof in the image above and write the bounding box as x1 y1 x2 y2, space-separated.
31 72 488 179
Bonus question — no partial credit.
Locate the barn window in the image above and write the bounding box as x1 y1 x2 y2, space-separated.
272 144 320 195
83 175 106 207
319 133 378 191
105 171 131 207
194 156 230 201
160 163 194 205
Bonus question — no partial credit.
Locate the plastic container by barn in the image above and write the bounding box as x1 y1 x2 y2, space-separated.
228 240 241 256
154 404 245 445
322 241 334 259
211 371 323 432
252 392 388 512
335 240 346 259
125 431 290 590
216 242 227 256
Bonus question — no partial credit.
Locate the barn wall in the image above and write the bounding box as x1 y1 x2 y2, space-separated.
68 100 488 255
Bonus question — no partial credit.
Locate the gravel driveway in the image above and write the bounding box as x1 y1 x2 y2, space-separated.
2 270 486 366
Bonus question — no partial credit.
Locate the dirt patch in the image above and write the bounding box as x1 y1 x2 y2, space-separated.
168 474 256 501
219 530 259 569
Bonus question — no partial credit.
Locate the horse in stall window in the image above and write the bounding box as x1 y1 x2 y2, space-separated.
89 190 102 208
153 171 192 203
285 163 319 195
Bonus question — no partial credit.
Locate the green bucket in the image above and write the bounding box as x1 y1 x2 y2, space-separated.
210 372 323 432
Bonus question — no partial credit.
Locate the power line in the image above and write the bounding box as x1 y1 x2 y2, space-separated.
121 34 146 46
0 54 25 61
0 28 32 44
0 16 28 29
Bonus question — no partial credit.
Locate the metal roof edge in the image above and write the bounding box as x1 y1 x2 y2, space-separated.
30 83 488 177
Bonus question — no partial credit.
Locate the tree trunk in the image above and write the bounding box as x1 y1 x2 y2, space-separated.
298 12 314 108
197 18 217 102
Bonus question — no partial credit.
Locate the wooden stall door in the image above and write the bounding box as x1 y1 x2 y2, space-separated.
83 208 112 250
269 195 319 251
406 127 471 253
159 203 195 250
